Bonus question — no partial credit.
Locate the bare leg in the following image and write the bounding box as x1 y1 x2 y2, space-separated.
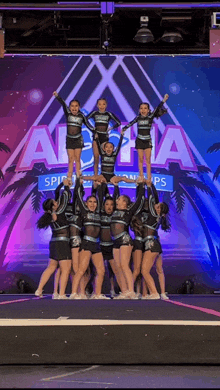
137 149 144 178
109 259 120 292
132 249 143 284
71 250 91 294
91 252 105 296
67 149 75 180
58 260 71 296
156 254 166 294
144 148 152 181
142 277 148 297
113 248 128 293
74 148 82 177
53 267 61 294
71 247 84 294
37 259 58 292
141 251 160 295
84 266 91 293
136 274 142 295
120 245 134 293
93 141 100 176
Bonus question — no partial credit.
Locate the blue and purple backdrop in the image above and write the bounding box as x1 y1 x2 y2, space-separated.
0 54 220 293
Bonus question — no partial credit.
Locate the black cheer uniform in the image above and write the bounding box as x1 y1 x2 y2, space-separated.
75 178 102 254
130 185 150 252
97 183 120 260
131 212 144 252
55 181 84 249
49 183 72 261
95 132 124 182
110 183 145 249
122 101 167 150
142 183 162 254
55 94 94 150
86 110 121 144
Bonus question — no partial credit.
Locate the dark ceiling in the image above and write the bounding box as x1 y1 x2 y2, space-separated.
1 2 220 54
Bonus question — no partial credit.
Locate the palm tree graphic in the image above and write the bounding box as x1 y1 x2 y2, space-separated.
207 142 220 180
153 162 219 269
0 163 60 270
0 142 11 181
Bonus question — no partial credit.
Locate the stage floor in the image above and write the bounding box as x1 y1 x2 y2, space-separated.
1 364 220 388
0 294 220 365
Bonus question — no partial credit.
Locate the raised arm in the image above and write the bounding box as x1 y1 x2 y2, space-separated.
54 182 65 202
74 177 87 214
129 182 145 216
53 92 69 117
151 183 159 204
71 179 84 213
121 116 139 132
114 131 124 157
56 179 71 214
145 181 159 217
146 180 159 204
113 184 120 201
151 94 169 119
95 183 102 214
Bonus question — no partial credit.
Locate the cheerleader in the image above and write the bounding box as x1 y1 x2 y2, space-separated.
53 91 95 182
69 178 110 299
122 94 169 181
82 130 136 185
130 213 144 298
95 182 124 297
86 98 121 177
55 179 86 298
35 179 72 299
110 179 145 299
141 179 170 300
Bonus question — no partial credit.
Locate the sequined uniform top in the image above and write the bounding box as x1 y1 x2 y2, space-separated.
50 183 71 238
95 133 124 178
55 94 95 136
122 101 167 141
86 110 121 135
74 178 101 240
110 183 145 239
55 181 83 237
98 183 120 244
142 183 161 238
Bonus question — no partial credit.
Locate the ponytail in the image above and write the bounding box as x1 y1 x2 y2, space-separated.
36 199 54 230
160 202 171 232
130 215 143 236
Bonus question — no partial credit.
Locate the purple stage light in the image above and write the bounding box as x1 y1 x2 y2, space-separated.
28 89 43 104
169 83 180 95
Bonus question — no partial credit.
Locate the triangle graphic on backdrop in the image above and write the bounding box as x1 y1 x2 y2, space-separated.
171 141 178 152
3 55 205 177
35 141 44 153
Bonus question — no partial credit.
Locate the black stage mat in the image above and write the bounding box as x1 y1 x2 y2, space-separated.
0 295 220 365
0 294 220 321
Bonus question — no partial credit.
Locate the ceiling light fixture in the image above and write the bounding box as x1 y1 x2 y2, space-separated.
161 31 183 43
133 16 154 43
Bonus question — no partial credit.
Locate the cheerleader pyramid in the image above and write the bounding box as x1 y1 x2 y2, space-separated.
35 93 171 300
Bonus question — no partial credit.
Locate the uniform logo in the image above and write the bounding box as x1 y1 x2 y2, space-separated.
144 239 155 251
70 236 81 247
122 233 131 244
